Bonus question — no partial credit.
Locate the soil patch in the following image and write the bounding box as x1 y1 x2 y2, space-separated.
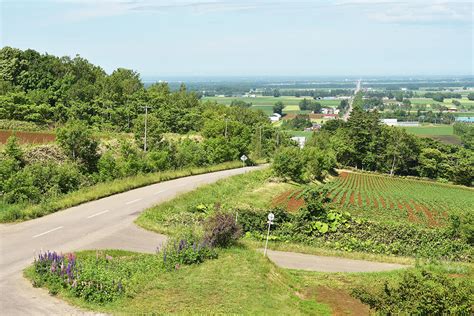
0 130 55 144
272 190 305 212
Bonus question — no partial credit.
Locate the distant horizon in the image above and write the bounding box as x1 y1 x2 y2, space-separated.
140 74 474 80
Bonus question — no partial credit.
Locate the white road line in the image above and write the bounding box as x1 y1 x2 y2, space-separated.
87 209 110 219
125 198 142 205
32 226 63 239
153 189 168 195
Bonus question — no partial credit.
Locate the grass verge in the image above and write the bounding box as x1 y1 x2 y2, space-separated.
136 169 294 235
1 161 244 223
24 247 332 315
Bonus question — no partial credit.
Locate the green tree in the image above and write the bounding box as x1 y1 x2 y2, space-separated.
56 121 100 172
272 147 305 182
4 135 24 164
273 101 284 115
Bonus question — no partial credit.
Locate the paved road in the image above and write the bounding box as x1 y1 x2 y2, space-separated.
343 79 362 121
0 166 261 315
264 249 408 273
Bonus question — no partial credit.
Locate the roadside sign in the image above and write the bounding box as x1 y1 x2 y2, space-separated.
268 212 274 222
240 155 248 162
264 212 275 257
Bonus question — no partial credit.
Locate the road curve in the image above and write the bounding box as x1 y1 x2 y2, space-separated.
0 166 262 315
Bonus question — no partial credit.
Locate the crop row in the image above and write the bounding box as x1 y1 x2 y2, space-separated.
325 172 473 227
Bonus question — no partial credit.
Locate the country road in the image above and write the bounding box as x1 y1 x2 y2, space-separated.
343 79 361 121
0 166 261 315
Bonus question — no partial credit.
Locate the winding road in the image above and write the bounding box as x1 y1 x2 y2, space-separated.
0 165 407 315
0 166 260 315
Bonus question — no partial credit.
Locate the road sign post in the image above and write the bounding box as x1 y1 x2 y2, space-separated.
263 212 274 257
240 154 248 167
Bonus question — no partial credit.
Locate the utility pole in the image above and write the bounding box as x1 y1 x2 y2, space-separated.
141 106 152 152
224 118 229 139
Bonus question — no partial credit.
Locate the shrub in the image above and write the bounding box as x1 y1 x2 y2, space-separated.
203 212 242 248
238 208 293 234
352 269 473 314
145 150 171 172
161 237 217 270
173 139 207 168
96 152 120 182
3 162 84 203
56 120 100 172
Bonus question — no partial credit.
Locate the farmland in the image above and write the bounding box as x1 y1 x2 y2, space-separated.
202 96 340 114
324 172 474 227
0 130 56 144
399 125 462 145
401 125 454 136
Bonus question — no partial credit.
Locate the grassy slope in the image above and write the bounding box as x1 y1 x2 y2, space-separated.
0 161 243 223
137 169 295 235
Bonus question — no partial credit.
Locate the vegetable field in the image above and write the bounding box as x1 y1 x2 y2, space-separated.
326 172 474 227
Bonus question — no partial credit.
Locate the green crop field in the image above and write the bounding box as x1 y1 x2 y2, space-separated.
401 125 454 136
324 172 474 227
283 105 300 112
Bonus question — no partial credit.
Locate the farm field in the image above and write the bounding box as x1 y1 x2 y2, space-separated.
0 130 56 144
203 96 341 114
325 172 473 227
399 125 462 145
400 125 454 136
384 97 474 110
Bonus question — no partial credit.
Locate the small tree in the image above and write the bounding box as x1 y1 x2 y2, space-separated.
273 101 284 115
4 135 24 165
56 121 100 172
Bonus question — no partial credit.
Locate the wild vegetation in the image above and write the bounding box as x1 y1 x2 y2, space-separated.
0 48 293 221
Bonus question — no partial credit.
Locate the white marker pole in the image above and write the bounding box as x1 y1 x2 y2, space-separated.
263 212 274 257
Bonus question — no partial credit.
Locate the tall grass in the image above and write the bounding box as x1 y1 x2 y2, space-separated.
0 161 243 223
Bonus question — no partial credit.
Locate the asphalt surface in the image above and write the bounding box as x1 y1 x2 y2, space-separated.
0 166 261 315
264 249 408 273
343 79 361 121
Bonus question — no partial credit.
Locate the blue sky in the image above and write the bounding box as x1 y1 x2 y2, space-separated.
1 0 473 77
